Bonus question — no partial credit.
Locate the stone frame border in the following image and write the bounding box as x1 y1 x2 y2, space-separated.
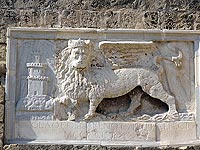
5 27 200 145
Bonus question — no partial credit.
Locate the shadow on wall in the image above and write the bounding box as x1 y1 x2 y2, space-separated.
96 86 169 116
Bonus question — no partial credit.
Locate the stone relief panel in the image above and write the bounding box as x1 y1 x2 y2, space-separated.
53 39 194 122
15 40 56 120
157 42 194 112
5 28 197 144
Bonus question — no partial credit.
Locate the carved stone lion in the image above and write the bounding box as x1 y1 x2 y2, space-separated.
55 39 177 120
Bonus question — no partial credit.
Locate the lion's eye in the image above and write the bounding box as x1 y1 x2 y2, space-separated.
74 52 79 59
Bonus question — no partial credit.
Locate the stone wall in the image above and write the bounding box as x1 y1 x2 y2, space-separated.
3 144 200 150
1 0 200 149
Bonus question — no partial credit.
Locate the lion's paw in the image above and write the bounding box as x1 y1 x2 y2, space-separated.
67 112 76 121
83 113 95 120
54 96 68 105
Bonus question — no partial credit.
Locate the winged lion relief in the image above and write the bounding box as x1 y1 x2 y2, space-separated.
51 39 186 121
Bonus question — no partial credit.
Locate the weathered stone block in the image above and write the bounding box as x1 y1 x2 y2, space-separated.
2 0 200 149
165 0 189 11
0 123 3 138
55 0 71 10
0 44 6 61
195 12 200 24
88 0 111 10
120 10 144 29
12 0 38 9
157 121 196 143
80 11 102 28
0 28 6 43
0 9 6 26
131 0 148 10
60 10 80 28
0 1 9 8
0 123 4 149
4 144 200 150
4 144 19 150
44 10 60 27
3 10 20 26
0 105 4 123
144 11 160 29
56 0 86 10
146 0 167 11
18 10 41 27
196 24 200 30
0 86 4 104
176 12 195 30
160 11 195 30
103 10 120 28
0 62 6 77
194 12 200 30
15 121 87 140
87 122 156 141
188 0 200 11
160 11 177 29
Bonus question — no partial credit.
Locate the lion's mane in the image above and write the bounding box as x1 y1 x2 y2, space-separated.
55 46 115 101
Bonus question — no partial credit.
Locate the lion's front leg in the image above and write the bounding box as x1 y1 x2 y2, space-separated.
84 99 102 120
67 99 78 121
53 96 69 120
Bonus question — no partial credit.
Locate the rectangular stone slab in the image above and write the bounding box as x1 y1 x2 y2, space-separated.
14 121 197 143
15 121 156 142
5 28 200 146
87 122 156 141
15 121 87 140
157 121 197 143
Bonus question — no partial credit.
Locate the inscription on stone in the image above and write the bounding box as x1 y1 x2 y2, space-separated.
87 122 156 141
157 121 196 142
16 121 87 140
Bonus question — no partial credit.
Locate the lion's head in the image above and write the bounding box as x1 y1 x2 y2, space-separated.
67 39 94 71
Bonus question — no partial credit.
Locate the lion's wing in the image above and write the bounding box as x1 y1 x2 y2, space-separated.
99 41 159 71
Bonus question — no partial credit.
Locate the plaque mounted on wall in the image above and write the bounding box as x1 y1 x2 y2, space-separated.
5 28 199 146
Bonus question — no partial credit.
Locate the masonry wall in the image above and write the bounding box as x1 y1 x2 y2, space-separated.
1 0 200 149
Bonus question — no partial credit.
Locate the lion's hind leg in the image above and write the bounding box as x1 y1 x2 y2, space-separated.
126 87 143 115
145 81 177 114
